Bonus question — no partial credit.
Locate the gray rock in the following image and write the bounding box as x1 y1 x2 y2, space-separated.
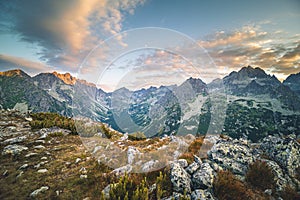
30 186 49 197
262 159 293 192
19 163 29 170
192 163 215 189
260 135 300 179
141 160 159 172
37 169 48 173
2 144 28 155
162 192 190 200
127 146 140 165
2 135 27 144
75 158 81 164
191 189 215 200
186 162 201 175
80 174 88 179
25 152 38 157
34 145 45 149
208 138 254 175
170 162 191 193
174 159 188 168
112 164 132 176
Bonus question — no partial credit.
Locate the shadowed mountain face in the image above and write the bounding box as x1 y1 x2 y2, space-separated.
1 66 300 141
283 72 300 97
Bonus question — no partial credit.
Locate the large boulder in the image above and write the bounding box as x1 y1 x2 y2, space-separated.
170 162 191 194
207 138 255 175
192 163 215 189
260 135 300 179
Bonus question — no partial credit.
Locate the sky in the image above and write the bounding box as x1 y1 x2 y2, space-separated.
0 0 299 91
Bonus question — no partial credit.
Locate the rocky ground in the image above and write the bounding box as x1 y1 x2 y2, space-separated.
0 109 299 199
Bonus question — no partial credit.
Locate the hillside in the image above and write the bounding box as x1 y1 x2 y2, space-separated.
0 110 299 199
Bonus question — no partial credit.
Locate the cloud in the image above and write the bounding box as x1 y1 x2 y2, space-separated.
0 0 145 71
0 54 52 75
198 25 300 80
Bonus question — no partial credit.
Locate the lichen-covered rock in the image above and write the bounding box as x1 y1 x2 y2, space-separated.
127 146 140 165
208 138 255 175
2 144 28 155
191 189 215 200
170 162 191 193
262 159 295 192
192 163 215 189
2 135 27 144
173 159 188 168
260 135 300 179
186 161 201 175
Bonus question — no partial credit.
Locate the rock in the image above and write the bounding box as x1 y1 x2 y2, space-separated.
141 160 159 172
264 189 272 196
162 192 190 200
41 157 47 160
34 145 45 149
35 140 45 144
193 155 202 165
37 169 48 173
25 117 32 121
2 144 28 155
16 171 24 178
75 158 81 164
192 163 215 189
80 167 87 174
80 174 88 179
262 159 293 192
19 163 29 170
112 164 132 176
3 170 8 176
170 162 191 194
186 161 201 175
260 135 300 179
30 186 49 197
127 146 140 165
102 184 113 199
25 152 38 157
173 159 188 168
208 138 254 175
191 189 215 200
2 136 27 144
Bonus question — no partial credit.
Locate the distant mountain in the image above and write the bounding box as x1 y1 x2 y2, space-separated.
223 66 281 94
283 72 300 97
0 69 69 114
1 66 300 141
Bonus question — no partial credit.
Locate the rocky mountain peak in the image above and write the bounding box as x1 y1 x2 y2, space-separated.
239 65 267 78
0 69 30 78
52 71 77 85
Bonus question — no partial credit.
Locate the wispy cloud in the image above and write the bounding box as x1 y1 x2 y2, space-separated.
0 0 145 72
198 25 300 80
0 54 52 75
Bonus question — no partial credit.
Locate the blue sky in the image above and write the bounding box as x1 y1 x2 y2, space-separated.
0 0 299 88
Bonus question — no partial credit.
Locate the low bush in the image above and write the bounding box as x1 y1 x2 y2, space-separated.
246 160 276 191
213 170 249 200
30 112 77 134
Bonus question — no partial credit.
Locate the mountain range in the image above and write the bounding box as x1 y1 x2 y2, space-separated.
1 66 300 141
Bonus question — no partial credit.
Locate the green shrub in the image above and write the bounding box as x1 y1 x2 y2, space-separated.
30 112 77 134
246 160 276 191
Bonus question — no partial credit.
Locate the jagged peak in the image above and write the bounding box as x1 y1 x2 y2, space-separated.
0 69 30 78
52 71 77 85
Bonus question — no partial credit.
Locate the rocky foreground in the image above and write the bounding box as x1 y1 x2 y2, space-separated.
0 109 299 200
